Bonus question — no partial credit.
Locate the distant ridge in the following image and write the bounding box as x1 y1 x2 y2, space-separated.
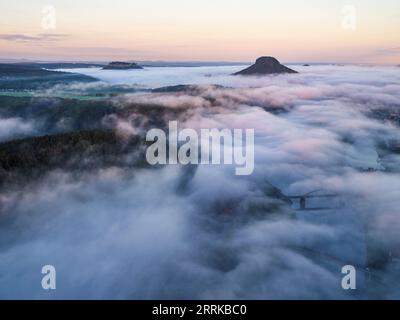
234 56 298 75
103 61 143 70
0 64 97 89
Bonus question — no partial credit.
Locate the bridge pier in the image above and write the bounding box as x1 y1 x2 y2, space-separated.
300 197 306 210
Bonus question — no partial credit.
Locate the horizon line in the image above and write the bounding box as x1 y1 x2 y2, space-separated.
0 57 397 66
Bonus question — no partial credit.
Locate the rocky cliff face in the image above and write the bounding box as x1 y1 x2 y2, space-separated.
103 61 143 70
234 56 297 75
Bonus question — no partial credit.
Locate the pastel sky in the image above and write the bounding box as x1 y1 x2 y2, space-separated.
0 0 399 63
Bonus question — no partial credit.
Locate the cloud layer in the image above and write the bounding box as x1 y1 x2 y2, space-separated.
0 65 400 299
0 33 68 43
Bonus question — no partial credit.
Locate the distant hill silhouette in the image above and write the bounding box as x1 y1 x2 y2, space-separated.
103 61 143 70
0 64 97 89
234 56 297 75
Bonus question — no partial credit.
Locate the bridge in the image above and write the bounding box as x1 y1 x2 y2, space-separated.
287 189 340 211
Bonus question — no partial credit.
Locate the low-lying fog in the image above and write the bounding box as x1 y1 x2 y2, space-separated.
58 64 400 89
0 65 399 299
